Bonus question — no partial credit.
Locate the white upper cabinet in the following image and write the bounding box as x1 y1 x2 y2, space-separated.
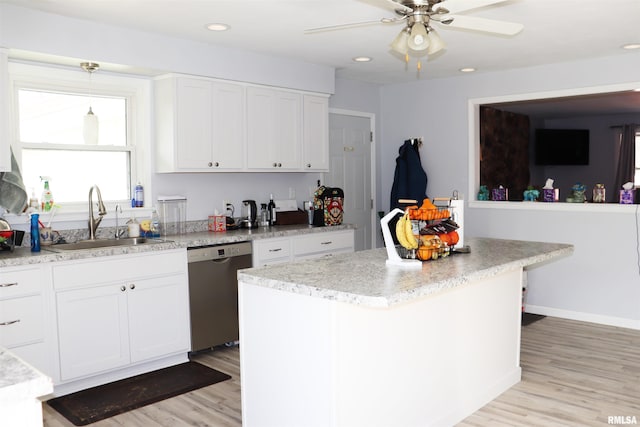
0 48 10 172
155 76 245 172
155 74 328 173
247 87 302 170
302 95 329 172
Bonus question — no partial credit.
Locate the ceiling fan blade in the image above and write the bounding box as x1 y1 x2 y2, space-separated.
304 17 405 34
442 15 523 35
438 0 508 15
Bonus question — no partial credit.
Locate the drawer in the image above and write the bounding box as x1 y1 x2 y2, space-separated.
252 238 291 264
53 249 187 290
292 231 354 257
0 295 44 348
0 266 43 299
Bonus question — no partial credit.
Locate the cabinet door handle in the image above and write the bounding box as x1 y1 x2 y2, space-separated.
278 163 282 167
321 241 333 245
273 162 278 167
130 284 136 290
306 163 311 168
208 162 213 167
120 285 126 292
268 248 282 252
0 282 18 287
0 319 20 326
214 162 220 167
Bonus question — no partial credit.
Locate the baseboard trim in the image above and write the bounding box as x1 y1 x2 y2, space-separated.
525 304 640 330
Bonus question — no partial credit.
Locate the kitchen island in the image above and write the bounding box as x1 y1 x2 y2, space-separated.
238 237 573 427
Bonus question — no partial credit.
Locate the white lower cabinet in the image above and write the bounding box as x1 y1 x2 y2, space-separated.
253 229 354 266
52 249 190 385
0 264 54 380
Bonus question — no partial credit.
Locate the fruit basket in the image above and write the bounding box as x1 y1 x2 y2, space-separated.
390 198 461 262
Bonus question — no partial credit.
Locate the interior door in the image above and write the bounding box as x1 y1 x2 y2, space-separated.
325 112 373 251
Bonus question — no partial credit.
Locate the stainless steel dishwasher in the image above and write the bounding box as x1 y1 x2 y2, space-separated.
187 241 252 352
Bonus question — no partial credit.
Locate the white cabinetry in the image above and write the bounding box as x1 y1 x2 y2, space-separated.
252 229 354 267
0 48 10 172
155 76 245 172
0 264 54 380
247 87 302 170
53 250 189 383
302 95 329 171
155 74 329 173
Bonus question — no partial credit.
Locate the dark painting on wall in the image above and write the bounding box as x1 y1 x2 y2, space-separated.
480 106 530 201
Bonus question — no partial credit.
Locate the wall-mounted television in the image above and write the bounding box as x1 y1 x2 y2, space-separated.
534 128 590 165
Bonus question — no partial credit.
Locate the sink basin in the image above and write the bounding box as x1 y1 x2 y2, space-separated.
51 237 157 251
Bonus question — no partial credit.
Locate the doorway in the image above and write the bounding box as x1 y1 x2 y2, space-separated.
325 109 375 251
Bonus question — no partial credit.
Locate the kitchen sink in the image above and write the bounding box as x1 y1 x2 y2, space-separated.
50 237 160 251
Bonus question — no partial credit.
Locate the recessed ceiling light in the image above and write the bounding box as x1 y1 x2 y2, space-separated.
206 23 230 32
459 67 476 73
622 43 640 50
352 56 372 63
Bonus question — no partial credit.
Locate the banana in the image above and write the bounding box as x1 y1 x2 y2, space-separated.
395 213 411 249
404 212 418 249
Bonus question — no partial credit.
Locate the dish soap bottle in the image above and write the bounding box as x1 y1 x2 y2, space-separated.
40 177 54 212
150 209 160 238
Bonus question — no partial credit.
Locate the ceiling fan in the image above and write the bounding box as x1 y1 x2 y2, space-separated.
306 0 524 70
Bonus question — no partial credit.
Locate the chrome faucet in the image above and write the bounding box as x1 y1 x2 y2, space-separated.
88 185 107 240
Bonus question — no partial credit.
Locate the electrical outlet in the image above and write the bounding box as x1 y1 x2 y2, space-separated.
222 199 231 212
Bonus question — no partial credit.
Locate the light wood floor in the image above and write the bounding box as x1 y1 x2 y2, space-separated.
43 316 640 426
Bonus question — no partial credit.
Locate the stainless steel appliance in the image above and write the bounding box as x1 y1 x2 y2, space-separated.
240 200 257 228
187 241 252 352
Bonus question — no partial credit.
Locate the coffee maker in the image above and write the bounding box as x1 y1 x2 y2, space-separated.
240 200 257 228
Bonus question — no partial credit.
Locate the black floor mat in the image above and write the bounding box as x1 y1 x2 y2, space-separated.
47 361 231 426
522 312 546 326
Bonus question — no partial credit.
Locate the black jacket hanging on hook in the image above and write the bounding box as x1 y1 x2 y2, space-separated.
390 139 428 210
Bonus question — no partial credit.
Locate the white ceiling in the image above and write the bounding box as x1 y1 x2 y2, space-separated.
3 0 640 116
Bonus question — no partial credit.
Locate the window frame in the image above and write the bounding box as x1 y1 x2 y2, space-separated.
6 61 152 225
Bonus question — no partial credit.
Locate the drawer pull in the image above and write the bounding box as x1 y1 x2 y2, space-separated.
268 248 282 252
321 241 333 245
130 284 136 290
0 319 20 326
0 282 18 288
120 285 126 292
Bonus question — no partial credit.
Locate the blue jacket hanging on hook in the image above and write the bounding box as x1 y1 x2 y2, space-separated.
390 138 427 209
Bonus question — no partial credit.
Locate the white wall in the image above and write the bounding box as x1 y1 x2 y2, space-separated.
379 54 640 328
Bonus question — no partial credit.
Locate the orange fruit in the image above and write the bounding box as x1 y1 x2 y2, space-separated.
447 231 459 245
439 233 451 245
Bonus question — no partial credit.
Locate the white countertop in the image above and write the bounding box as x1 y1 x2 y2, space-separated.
0 347 52 401
0 224 354 268
238 237 573 308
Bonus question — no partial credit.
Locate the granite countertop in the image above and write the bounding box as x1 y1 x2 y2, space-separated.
237 237 573 308
0 347 52 401
0 224 354 268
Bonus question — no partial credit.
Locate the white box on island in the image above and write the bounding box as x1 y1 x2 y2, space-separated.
238 237 573 427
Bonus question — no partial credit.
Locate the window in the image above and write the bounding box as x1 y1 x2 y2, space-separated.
10 62 150 214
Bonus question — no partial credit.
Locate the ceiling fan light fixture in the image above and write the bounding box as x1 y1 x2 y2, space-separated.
352 56 372 62
408 23 429 51
390 27 410 54
426 28 445 55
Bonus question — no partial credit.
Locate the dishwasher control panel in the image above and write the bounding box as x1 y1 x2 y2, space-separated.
187 241 252 262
